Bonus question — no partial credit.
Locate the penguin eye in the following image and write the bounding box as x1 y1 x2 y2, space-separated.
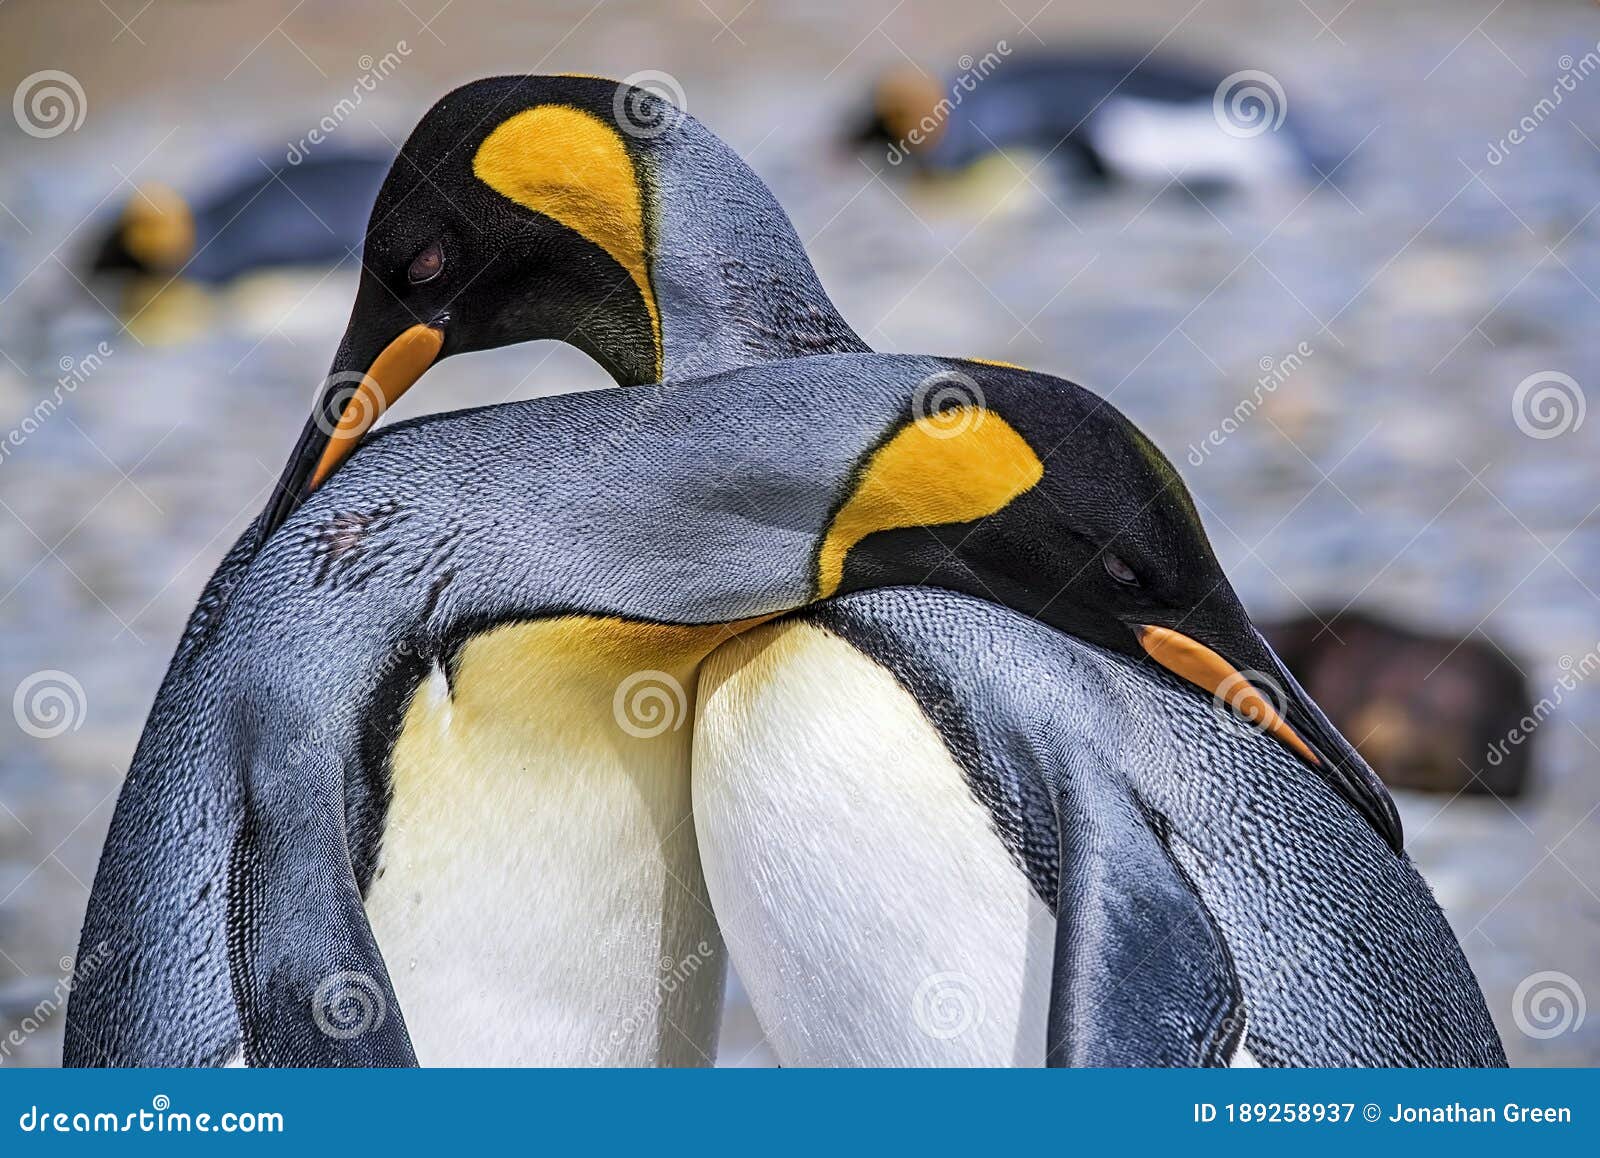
1103 552 1140 586
407 241 445 285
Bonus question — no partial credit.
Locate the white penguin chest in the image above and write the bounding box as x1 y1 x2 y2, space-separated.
692 619 1054 1066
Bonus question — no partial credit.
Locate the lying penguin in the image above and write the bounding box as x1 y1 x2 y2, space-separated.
80 151 394 341
853 51 1330 190
88 151 392 285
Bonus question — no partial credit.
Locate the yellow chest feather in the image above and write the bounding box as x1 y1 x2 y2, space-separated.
362 616 744 1066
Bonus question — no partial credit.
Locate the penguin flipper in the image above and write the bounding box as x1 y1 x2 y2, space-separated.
1045 748 1244 1067
227 749 416 1067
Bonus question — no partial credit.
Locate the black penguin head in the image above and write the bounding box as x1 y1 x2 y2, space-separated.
263 73 865 544
848 67 949 165
90 184 196 277
830 363 1402 851
260 75 681 540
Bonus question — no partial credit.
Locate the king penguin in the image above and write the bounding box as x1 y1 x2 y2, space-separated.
853 51 1329 191
81 352 1369 1066
88 151 393 286
694 588 1506 1066
68 73 866 1067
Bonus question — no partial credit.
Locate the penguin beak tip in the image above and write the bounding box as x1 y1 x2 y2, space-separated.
1136 620 1403 854
1135 622 1319 770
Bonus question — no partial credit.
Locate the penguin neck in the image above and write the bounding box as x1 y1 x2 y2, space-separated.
646 124 869 380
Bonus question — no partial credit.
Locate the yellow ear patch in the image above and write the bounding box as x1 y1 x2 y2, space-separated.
816 407 1045 598
966 356 1026 370
473 105 661 373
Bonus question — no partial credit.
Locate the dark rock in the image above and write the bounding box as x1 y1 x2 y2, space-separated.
1266 609 1535 797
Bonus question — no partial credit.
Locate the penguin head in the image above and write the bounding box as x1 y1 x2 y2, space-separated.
90 183 196 277
848 67 956 168
828 362 1401 851
262 74 860 542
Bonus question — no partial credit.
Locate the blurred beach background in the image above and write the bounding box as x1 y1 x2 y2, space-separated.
1 0 1598 1066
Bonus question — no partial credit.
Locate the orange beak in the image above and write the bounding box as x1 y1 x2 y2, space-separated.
1137 623 1319 767
309 324 445 490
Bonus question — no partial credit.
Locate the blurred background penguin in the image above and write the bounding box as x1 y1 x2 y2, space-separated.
84 151 392 342
850 50 1333 195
